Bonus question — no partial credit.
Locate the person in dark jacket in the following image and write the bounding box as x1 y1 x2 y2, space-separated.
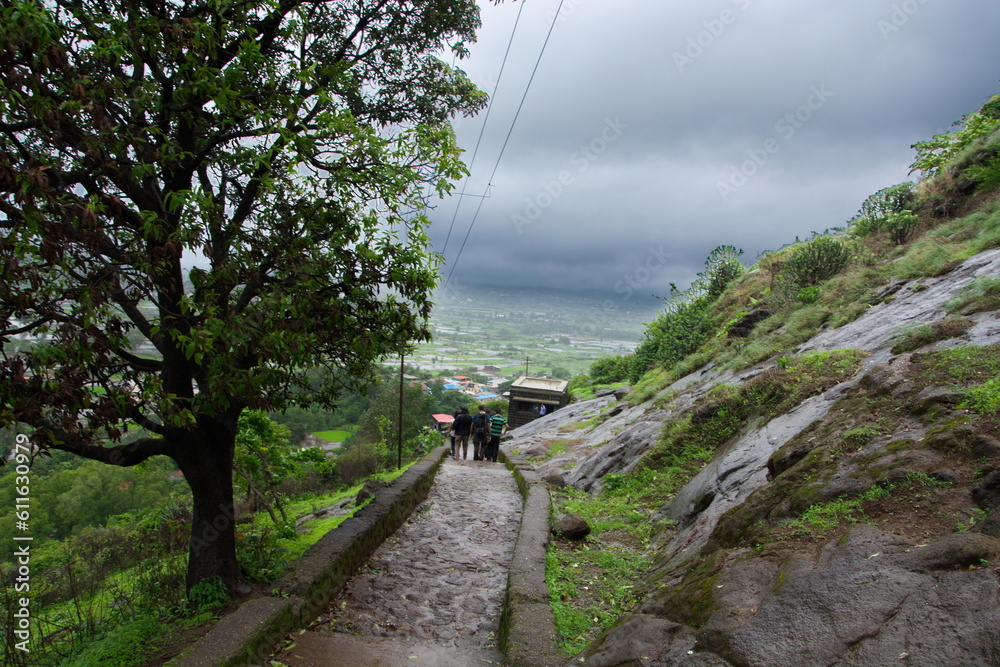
471 405 491 461
452 407 474 460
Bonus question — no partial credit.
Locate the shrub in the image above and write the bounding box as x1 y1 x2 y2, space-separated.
336 439 389 484
796 286 820 304
186 575 228 611
885 210 919 245
236 525 289 583
631 294 713 382
850 182 915 237
910 94 1000 178
697 245 745 299
590 355 631 384
784 236 853 287
60 617 165 667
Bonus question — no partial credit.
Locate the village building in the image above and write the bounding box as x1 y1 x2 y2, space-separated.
506 376 569 429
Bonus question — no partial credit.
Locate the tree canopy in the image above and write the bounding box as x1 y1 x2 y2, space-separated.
0 0 485 591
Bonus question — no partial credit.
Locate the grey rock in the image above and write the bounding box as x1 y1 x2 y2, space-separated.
728 309 773 338
900 532 1000 572
928 468 962 486
910 385 965 414
356 479 389 504
972 469 1000 509
973 511 1000 538
720 526 1000 667
971 433 1000 458
568 614 694 667
555 513 591 541
542 471 566 488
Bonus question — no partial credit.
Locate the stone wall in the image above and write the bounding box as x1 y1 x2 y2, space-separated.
498 448 566 667
173 445 449 666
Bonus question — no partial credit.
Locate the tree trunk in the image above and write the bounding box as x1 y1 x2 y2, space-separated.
175 421 243 594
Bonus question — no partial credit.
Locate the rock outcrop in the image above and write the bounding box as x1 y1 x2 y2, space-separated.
503 247 1000 666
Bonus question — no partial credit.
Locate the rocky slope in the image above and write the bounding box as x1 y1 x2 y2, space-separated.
503 246 1000 666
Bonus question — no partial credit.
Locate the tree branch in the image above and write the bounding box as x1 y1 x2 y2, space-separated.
51 436 173 467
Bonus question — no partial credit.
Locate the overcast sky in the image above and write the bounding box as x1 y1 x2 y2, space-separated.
426 0 1000 311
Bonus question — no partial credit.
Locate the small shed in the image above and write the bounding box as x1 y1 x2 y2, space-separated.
507 376 569 429
431 413 455 433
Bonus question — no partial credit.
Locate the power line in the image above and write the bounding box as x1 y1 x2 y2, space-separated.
441 0 527 256
444 0 566 288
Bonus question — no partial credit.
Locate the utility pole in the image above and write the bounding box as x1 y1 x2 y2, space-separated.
524 355 529 377
398 354 404 469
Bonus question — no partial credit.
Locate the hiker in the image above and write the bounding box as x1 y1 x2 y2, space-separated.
471 405 491 461
486 409 507 462
452 406 474 460
449 409 460 457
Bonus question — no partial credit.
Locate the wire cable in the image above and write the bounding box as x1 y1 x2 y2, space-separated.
440 0 527 256
444 0 566 287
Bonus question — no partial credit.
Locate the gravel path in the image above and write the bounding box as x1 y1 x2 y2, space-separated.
271 458 523 666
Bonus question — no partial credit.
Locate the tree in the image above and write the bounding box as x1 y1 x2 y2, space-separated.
234 410 296 529
550 365 572 380
696 245 745 299
0 0 485 594
352 378 430 462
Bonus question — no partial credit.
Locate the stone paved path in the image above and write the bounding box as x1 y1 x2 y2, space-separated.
271 458 522 666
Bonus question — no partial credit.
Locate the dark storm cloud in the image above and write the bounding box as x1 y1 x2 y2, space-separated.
430 0 1000 307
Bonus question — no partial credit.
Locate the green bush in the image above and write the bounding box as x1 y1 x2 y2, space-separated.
885 210 919 245
796 286 820 304
910 94 1000 177
784 236 853 287
236 525 289 583
631 294 713 382
697 245 745 299
60 617 165 667
850 182 915 237
590 355 632 384
965 150 1000 193
186 575 228 611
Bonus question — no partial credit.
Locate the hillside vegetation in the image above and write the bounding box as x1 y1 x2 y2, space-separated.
513 93 1000 663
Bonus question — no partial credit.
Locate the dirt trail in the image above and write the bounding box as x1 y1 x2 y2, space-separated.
270 458 523 666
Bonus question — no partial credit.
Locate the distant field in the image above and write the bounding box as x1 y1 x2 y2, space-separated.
313 428 355 443
409 293 652 377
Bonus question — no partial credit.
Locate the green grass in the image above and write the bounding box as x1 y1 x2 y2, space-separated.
266 463 416 559
889 318 973 354
313 427 355 442
913 343 1000 384
547 477 669 656
947 276 1000 315
783 486 889 536
782 473 952 538
963 377 1000 415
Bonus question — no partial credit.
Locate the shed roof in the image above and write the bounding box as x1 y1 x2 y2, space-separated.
510 376 569 392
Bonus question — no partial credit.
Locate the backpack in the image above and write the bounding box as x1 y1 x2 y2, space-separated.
473 412 490 436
